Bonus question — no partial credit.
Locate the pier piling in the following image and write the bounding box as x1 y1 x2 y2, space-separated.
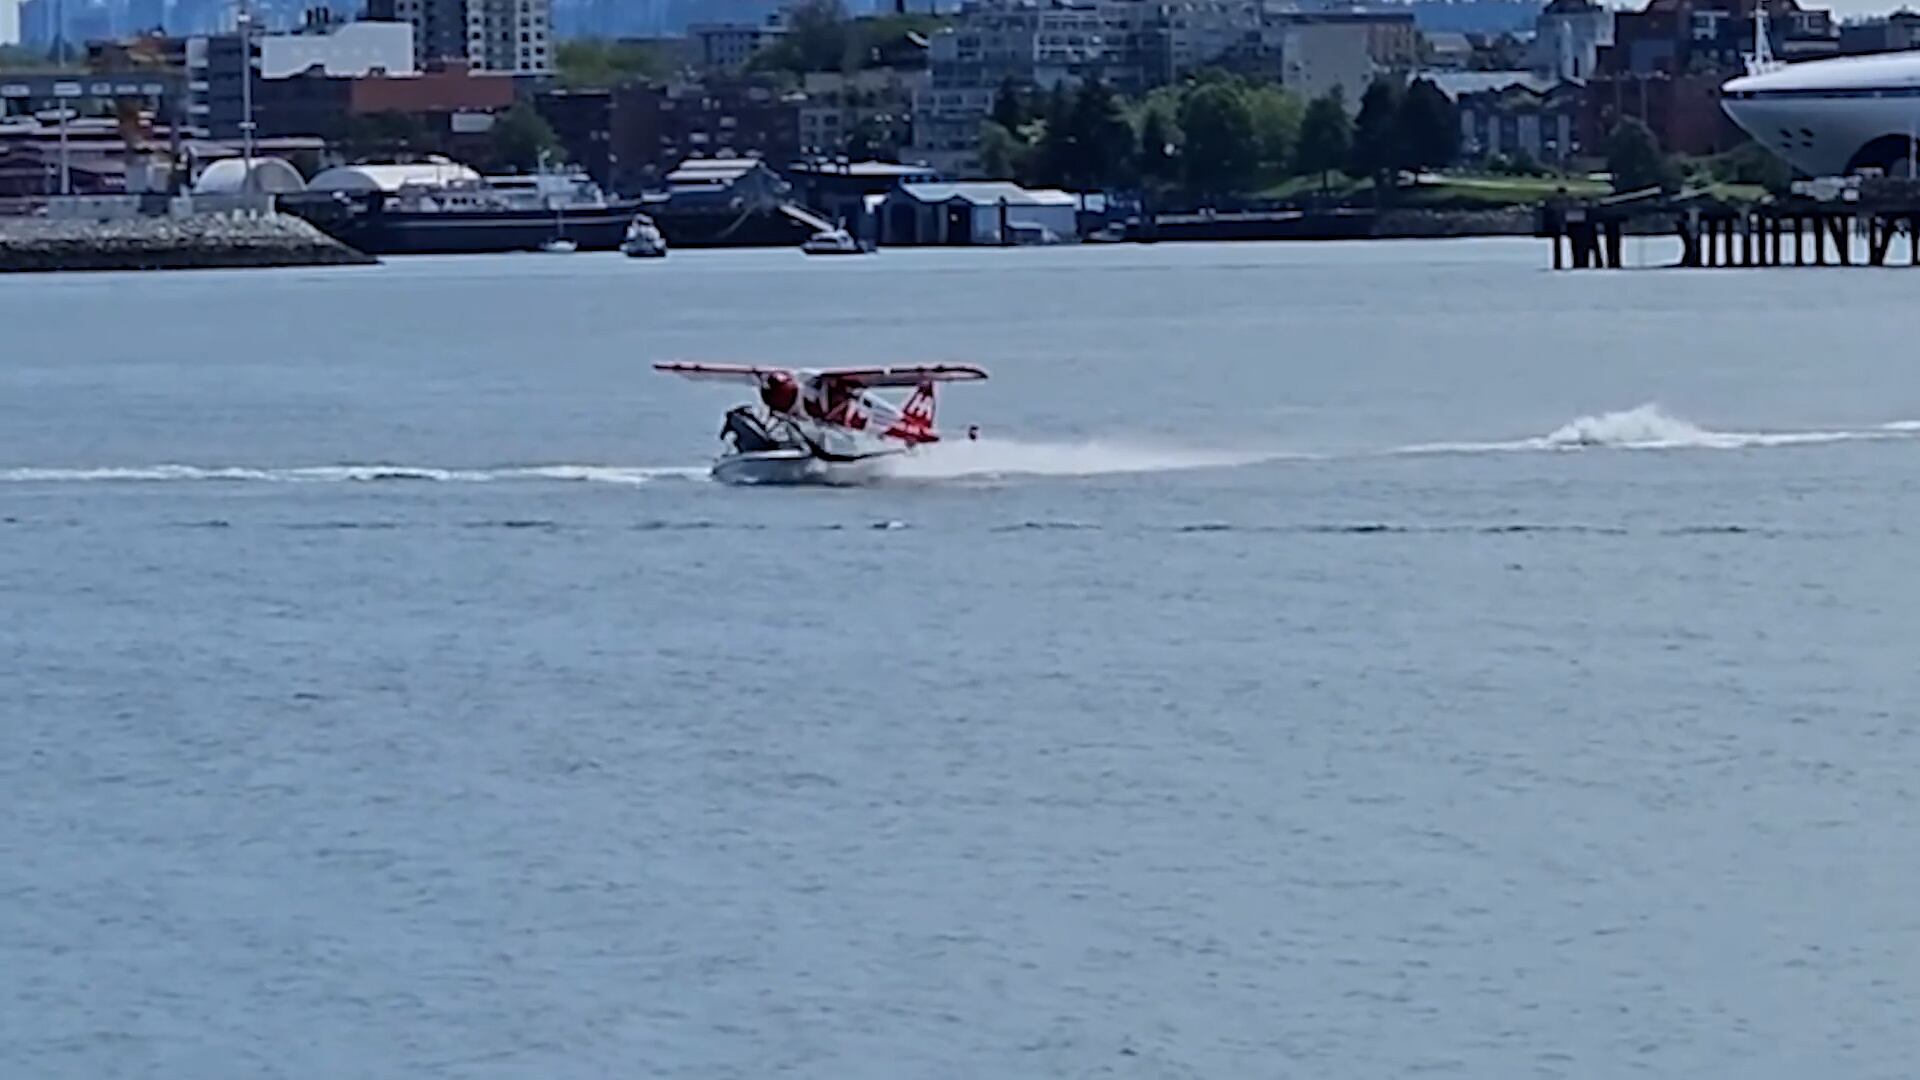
1544 181 1920 271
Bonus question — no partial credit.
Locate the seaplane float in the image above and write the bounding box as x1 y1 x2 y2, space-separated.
653 361 988 485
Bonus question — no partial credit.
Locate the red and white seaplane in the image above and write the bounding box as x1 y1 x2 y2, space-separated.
653 361 989 485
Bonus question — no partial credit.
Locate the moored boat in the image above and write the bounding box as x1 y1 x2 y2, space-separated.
281 160 645 255
801 226 867 256
621 214 669 258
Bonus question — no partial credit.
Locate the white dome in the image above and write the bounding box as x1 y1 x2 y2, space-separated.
192 156 307 195
307 162 482 193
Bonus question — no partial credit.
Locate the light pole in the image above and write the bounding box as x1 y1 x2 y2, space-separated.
237 0 255 191
53 84 77 196
52 0 68 195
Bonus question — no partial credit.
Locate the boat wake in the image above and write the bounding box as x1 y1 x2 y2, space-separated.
1397 404 1920 456
6 407 1916 489
0 464 708 485
885 437 1299 480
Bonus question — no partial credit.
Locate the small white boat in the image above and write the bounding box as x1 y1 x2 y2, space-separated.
622 214 668 258
801 226 866 256
539 238 577 254
1006 221 1066 246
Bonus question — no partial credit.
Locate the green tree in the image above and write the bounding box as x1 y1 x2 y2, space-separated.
1031 82 1076 186
979 119 1025 180
844 115 896 160
490 102 564 172
1069 79 1135 188
554 38 669 89
343 112 434 161
850 12 949 65
1295 90 1352 192
0 42 81 70
1178 81 1258 198
748 0 853 74
1136 104 1181 188
1244 84 1303 177
1605 117 1676 192
1495 149 1544 177
1348 76 1403 181
1712 139 1791 194
990 76 1027 132
1396 78 1459 172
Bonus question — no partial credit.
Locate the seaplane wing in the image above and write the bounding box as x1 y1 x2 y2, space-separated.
653 362 784 384
655 361 988 387
809 364 989 388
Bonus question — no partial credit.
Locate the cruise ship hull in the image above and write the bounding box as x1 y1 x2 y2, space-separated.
1723 53 1920 176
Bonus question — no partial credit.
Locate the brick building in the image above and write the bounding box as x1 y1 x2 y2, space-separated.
609 81 801 193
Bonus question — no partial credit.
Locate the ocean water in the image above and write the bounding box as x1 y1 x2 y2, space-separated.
5 240 1920 1078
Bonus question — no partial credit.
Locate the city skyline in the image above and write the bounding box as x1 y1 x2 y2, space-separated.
8 0 1920 51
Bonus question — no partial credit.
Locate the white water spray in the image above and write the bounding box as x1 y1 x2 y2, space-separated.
1400 404 1920 456
8 408 1920 488
885 437 1299 480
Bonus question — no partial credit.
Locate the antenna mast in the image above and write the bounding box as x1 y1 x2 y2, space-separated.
1748 2 1779 75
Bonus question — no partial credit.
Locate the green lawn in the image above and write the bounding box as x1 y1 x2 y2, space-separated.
1413 174 1611 203
1695 181 1770 203
1224 170 1770 210
1249 171 1610 207
1250 173 1369 201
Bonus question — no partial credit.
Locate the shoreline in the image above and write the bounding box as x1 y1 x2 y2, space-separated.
0 207 1582 270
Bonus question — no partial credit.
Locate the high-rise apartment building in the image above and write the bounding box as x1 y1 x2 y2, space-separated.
392 0 548 73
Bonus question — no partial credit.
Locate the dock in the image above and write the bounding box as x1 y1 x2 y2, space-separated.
1537 177 1920 270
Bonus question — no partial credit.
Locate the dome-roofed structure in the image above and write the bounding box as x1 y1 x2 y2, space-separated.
192 156 307 195
306 161 482 193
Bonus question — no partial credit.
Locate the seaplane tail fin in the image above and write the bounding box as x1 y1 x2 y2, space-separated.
884 381 940 444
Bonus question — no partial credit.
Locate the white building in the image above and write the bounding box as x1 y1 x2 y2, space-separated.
912 0 1146 178
880 181 1078 245
260 18 417 78
469 0 551 73
906 82 995 177
930 0 1144 91
1144 0 1263 83
690 20 787 70
391 0 550 73
1527 0 1613 81
0 0 19 46
1272 18 1375 111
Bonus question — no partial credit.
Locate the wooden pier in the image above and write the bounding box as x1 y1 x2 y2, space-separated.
1538 180 1920 270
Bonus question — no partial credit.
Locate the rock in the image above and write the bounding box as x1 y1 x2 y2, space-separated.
0 212 377 272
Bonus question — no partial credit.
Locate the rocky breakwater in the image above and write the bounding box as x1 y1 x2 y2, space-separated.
0 212 376 272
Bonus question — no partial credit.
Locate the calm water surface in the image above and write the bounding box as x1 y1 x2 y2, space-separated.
4 241 1919 1078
